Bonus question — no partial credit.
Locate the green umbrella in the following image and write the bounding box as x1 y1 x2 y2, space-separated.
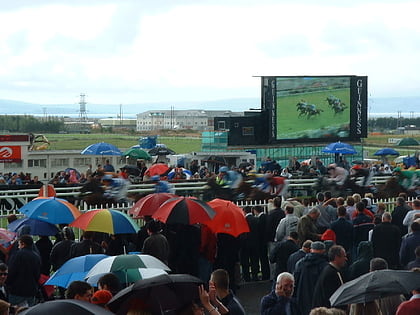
122 148 151 160
396 137 419 146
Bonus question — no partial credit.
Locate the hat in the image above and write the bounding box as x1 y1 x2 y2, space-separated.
311 241 326 250
91 290 112 305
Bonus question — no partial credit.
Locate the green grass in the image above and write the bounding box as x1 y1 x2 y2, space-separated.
276 89 350 139
45 133 202 154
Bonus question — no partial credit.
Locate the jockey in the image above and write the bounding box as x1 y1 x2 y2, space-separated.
350 164 372 187
393 167 419 190
263 173 289 198
326 163 349 186
215 166 242 189
151 175 175 194
102 174 129 203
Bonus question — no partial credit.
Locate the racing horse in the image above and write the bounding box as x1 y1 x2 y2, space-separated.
326 95 347 115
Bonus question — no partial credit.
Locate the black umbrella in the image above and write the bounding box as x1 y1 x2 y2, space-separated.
148 146 176 156
121 165 141 177
330 269 420 306
19 300 114 315
107 273 203 315
205 155 227 164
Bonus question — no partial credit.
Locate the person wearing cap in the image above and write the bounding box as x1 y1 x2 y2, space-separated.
293 241 328 315
151 175 174 194
91 289 113 309
102 174 129 203
326 163 348 187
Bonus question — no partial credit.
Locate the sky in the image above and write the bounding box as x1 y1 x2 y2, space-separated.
1 0 420 110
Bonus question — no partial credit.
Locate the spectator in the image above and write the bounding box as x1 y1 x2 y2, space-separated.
65 281 93 302
91 289 113 309
371 212 401 269
392 197 411 237
97 273 121 296
352 202 374 251
275 205 299 242
103 159 115 173
142 220 170 265
253 205 270 280
396 269 420 314
269 231 299 278
407 246 420 269
209 269 245 315
403 199 420 233
400 221 420 268
297 207 321 244
240 206 259 282
260 272 300 315
0 263 9 302
6 235 41 307
348 241 373 280
330 206 353 257
287 240 312 274
69 231 103 258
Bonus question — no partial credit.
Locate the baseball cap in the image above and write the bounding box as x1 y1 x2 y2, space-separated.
91 289 112 305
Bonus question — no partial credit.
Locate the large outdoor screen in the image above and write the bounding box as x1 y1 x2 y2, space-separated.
261 75 367 143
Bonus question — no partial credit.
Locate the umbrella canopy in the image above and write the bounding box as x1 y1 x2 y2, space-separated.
81 142 122 155
85 255 171 286
204 155 227 164
330 269 420 306
374 148 400 156
45 254 109 288
69 209 140 234
129 193 177 218
19 299 114 315
152 196 216 225
144 163 171 177
396 137 420 146
0 228 16 251
8 217 59 236
122 148 151 160
85 268 168 286
148 146 176 156
206 199 250 237
107 274 203 315
18 197 81 224
322 142 357 154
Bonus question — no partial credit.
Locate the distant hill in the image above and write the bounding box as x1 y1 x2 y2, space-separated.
1 96 419 118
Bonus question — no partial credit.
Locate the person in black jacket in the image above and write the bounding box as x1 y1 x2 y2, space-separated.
240 206 259 282
253 205 270 280
269 232 299 279
0 263 9 302
69 231 103 258
6 235 41 307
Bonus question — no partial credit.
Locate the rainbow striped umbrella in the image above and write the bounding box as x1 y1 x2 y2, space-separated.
69 209 140 234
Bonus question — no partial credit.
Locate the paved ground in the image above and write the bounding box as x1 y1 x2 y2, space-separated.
236 280 272 315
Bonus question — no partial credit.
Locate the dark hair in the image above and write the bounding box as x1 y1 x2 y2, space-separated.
416 246 420 258
253 205 264 214
328 245 345 262
0 263 7 272
411 221 420 232
356 202 365 212
316 192 324 202
273 197 282 208
65 281 92 299
289 231 299 240
82 231 95 240
413 199 420 208
346 196 355 206
324 191 332 200
243 206 252 214
370 257 388 271
337 206 347 217
18 235 33 247
97 273 121 296
147 220 162 234
285 205 294 214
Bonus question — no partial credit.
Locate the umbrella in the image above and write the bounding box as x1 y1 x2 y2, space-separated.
204 155 227 164
19 299 114 315
330 269 420 306
85 255 171 286
148 146 176 156
45 254 108 288
18 197 81 224
0 228 16 251
81 142 121 155
322 142 357 154
167 168 192 180
396 137 420 146
206 199 250 237
121 165 141 177
107 274 203 315
374 148 400 156
144 164 170 177
129 193 177 218
122 148 151 160
8 217 59 236
85 268 168 286
152 196 216 225
69 209 140 234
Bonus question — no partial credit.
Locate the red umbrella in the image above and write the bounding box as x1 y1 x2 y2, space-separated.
129 193 177 218
152 197 216 225
144 164 170 177
206 199 250 237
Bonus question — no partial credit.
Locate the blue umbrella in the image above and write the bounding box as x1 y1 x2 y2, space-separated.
45 254 108 288
81 142 121 155
8 217 59 236
374 148 400 156
322 142 357 155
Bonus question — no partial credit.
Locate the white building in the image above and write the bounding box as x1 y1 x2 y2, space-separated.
136 110 242 131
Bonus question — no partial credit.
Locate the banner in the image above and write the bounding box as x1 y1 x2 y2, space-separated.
0 146 22 162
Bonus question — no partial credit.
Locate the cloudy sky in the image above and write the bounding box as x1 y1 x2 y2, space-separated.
1 0 420 109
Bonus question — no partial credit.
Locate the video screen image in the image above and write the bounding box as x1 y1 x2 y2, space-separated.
276 76 351 140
